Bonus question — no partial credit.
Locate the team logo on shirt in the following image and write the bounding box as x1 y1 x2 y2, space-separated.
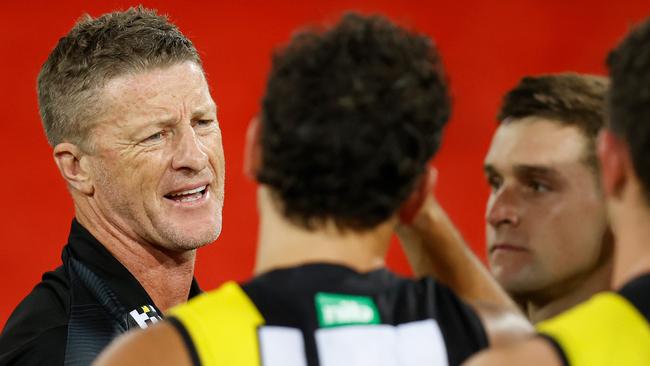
315 293 380 327
127 305 162 329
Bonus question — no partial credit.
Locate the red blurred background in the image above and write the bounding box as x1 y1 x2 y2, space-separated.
1 0 649 327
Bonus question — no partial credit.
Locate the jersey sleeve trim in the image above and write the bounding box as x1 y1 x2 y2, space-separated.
537 333 570 366
167 316 201 366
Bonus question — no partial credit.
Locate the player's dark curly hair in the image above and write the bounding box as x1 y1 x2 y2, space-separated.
258 13 450 230
608 18 650 205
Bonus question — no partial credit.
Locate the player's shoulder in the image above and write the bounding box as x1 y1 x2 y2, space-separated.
94 321 193 366
537 291 650 366
464 337 563 366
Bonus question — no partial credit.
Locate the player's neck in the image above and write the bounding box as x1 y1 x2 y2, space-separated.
524 255 613 323
611 194 650 289
254 186 392 275
73 200 196 312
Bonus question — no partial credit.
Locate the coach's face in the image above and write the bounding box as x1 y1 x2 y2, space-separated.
86 61 225 252
483 117 608 299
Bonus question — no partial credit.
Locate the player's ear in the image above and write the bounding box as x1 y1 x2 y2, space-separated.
244 116 262 181
53 142 95 196
598 129 628 199
399 165 437 224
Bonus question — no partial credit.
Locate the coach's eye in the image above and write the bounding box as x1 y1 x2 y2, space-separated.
142 131 167 143
194 119 215 128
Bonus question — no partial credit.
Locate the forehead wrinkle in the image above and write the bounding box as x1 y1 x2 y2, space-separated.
191 101 217 118
93 62 214 143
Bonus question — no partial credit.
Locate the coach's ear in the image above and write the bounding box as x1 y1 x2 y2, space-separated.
244 116 262 181
399 165 437 224
53 142 95 196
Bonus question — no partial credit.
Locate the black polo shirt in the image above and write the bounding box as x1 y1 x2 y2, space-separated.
0 220 202 365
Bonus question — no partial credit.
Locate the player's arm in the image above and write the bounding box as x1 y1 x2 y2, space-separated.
93 322 193 366
396 194 505 302
397 172 516 310
463 337 564 366
397 169 532 345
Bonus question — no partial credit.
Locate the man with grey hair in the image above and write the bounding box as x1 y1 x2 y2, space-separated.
95 13 531 366
0 7 224 365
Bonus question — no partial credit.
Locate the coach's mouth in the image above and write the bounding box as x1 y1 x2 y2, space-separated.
164 184 208 203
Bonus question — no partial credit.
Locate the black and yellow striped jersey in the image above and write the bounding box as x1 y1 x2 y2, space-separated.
168 263 488 366
537 273 650 366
